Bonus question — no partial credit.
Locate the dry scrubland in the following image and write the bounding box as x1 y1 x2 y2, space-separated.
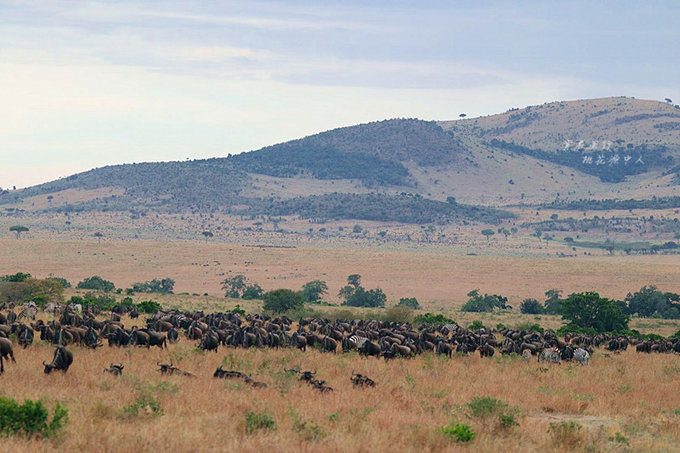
3 330 680 452
2 236 680 308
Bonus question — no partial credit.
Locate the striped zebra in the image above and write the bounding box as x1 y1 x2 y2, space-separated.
538 347 561 364
18 302 38 321
573 348 590 365
342 334 368 352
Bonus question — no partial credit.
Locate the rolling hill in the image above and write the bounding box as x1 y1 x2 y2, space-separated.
3 96 680 225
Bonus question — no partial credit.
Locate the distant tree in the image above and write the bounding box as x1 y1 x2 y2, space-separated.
550 214 558 220
625 285 680 319
397 297 420 309
461 289 509 312
481 229 495 241
263 289 304 313
76 276 115 292
132 278 175 294
342 287 386 308
446 196 457 204
0 272 32 282
352 224 363 234
221 274 248 298
300 280 328 304
560 292 629 333
666 98 673 104
347 274 361 289
94 232 104 244
46 277 71 288
544 289 563 314
242 283 264 300
9 225 29 239
202 231 214 243
459 113 467 118
520 298 544 314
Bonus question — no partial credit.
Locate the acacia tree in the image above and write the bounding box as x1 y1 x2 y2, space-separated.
9 225 29 239
202 231 214 243
94 232 104 244
481 229 495 241
300 280 328 303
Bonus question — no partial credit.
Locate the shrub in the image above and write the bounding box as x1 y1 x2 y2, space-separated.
263 289 305 314
122 392 163 418
461 290 509 312
438 423 475 442
342 287 386 308
561 292 629 333
397 297 420 309
466 397 521 430
414 312 455 325
77 276 115 292
520 298 544 314
131 278 174 294
244 411 276 434
381 306 414 323
46 277 71 288
548 421 584 448
0 397 68 438
136 300 162 314
242 284 264 300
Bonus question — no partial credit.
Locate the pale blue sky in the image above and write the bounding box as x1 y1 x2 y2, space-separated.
1 1 679 188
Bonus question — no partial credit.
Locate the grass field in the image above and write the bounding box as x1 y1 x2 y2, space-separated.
3 321 680 452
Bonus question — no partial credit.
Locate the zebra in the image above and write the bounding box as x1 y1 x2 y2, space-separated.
573 348 590 365
18 302 38 321
538 347 561 364
342 334 368 352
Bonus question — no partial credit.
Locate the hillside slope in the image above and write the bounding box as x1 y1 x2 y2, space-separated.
3 97 680 224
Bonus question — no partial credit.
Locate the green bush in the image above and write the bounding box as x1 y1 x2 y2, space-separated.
461 289 509 312
548 421 584 448
467 320 486 331
438 423 475 442
414 312 455 325
0 397 68 438
466 397 521 430
397 297 420 309
263 289 305 314
244 411 276 434
77 276 115 292
136 300 162 314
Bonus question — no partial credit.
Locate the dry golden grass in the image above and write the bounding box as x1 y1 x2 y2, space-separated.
3 236 680 310
3 328 680 452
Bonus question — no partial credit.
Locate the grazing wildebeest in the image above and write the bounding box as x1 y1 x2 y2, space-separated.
479 343 495 358
350 371 375 387
198 331 219 352
103 363 124 376
435 339 453 358
321 336 337 353
0 337 16 374
44 346 74 374
167 328 179 343
573 348 590 365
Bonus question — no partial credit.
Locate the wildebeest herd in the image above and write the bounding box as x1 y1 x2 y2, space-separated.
1 300 679 385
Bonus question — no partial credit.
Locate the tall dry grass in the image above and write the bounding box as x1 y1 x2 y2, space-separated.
2 334 680 452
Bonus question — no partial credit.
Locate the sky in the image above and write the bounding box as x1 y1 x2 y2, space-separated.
1 0 679 189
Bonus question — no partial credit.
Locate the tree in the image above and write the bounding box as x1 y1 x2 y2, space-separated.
202 231 214 243
461 289 509 312
76 276 115 292
459 113 467 118
347 274 361 289
242 283 264 300
397 297 420 309
481 229 495 241
94 232 104 244
263 289 304 313
560 292 629 333
352 224 363 234
626 286 680 319
0 272 32 282
520 298 544 314
342 287 386 308
544 289 563 314
9 225 29 239
300 280 328 303
132 278 175 294
222 275 248 298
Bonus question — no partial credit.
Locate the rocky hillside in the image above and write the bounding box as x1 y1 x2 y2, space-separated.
3 97 680 224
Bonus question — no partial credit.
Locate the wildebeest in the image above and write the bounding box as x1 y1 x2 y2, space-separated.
44 346 74 374
157 362 195 377
198 330 219 352
103 363 124 376
0 337 16 374
350 371 375 387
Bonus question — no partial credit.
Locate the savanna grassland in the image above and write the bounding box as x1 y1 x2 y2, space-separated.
3 233 680 452
3 314 680 453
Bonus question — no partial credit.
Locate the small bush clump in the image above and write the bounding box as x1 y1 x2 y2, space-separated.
438 423 475 442
244 411 276 434
0 397 68 438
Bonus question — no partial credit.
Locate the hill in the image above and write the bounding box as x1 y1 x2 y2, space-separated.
3 97 680 225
